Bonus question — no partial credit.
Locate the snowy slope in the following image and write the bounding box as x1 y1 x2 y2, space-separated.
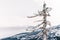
1 25 60 40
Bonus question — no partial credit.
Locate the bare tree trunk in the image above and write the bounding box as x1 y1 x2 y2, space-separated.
43 34 47 40
27 2 51 40
43 8 47 40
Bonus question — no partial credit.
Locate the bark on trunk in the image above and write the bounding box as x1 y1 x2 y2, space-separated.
43 34 47 40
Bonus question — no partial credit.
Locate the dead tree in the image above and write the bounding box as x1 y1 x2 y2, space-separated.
27 2 52 40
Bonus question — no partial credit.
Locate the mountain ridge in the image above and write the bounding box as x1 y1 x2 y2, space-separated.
1 25 60 40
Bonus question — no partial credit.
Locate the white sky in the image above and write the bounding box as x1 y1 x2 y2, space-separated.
0 0 60 38
0 0 59 27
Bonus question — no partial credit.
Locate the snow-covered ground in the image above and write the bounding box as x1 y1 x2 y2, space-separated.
0 26 27 39
1 25 60 40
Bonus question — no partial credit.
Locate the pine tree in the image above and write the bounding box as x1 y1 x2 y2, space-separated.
27 2 52 40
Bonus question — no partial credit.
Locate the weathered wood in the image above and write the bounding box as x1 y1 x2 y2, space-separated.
27 2 52 40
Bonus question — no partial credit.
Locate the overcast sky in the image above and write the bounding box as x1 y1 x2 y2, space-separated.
0 0 59 27
0 0 60 38
0 0 60 27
